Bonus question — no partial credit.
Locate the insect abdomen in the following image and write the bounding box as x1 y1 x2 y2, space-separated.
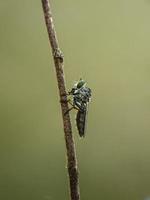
76 110 86 137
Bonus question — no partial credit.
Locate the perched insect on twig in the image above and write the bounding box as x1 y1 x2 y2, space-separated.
66 79 91 137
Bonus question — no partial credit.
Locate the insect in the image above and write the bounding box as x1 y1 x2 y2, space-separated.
67 79 91 137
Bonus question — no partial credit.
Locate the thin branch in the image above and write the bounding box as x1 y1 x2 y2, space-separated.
41 1 80 200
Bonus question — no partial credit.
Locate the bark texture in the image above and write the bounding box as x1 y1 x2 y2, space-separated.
41 1 80 200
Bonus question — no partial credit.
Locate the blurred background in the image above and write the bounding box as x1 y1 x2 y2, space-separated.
0 0 150 199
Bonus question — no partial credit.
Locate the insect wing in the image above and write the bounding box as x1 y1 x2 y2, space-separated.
76 103 89 137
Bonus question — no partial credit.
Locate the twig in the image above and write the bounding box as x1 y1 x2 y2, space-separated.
41 1 80 200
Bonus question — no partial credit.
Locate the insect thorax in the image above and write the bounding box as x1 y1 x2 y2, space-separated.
71 86 91 111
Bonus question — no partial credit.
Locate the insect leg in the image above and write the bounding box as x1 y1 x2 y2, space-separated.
60 92 71 104
64 103 79 115
64 106 74 115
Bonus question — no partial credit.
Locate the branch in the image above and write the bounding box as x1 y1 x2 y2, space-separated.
41 1 80 200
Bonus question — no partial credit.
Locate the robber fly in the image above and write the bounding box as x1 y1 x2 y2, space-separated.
67 79 91 137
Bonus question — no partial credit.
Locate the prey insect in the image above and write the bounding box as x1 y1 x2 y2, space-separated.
66 79 91 137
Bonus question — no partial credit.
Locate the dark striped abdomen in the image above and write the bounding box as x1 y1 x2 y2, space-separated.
76 110 86 137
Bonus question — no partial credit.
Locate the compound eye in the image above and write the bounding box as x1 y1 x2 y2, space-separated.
77 80 86 88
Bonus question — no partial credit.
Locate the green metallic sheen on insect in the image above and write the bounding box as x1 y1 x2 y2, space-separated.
76 79 86 88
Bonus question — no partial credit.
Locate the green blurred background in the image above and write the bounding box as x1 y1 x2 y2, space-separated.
0 0 150 199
